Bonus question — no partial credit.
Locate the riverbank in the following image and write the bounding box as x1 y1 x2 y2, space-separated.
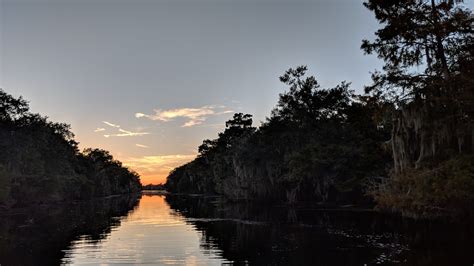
0 192 142 213
164 191 474 223
164 65 474 220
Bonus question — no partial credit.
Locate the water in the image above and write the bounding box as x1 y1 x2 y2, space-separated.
62 193 228 265
0 192 473 265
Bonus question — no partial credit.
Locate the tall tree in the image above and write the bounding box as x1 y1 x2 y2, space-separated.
362 0 473 101
364 0 474 217
271 66 352 126
362 0 473 171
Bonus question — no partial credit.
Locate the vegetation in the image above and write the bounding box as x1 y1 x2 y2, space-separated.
166 68 392 204
0 89 141 207
2 0 471 219
167 0 473 218
363 0 474 218
373 155 474 218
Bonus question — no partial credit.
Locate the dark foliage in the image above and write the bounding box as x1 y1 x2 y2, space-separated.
166 68 391 204
0 89 141 207
363 0 474 217
166 1 473 217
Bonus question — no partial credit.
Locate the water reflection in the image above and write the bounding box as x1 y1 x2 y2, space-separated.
1 193 473 265
165 194 474 266
62 193 229 265
0 194 140 265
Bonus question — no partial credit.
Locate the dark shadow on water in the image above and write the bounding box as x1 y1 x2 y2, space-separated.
165 194 474 266
1 193 473 265
0 194 140 265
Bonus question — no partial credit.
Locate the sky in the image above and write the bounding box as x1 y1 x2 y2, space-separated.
0 0 388 184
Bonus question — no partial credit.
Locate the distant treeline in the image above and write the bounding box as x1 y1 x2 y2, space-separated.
166 0 474 218
142 184 165 190
0 90 141 207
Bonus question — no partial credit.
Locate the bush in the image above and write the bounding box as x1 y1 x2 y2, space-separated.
371 155 474 218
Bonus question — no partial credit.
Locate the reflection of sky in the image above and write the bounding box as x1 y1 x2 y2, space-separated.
62 195 228 265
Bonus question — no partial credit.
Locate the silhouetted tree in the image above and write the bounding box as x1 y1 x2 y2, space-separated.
363 0 474 217
0 89 141 207
166 68 390 204
272 66 351 125
362 0 473 101
0 89 29 123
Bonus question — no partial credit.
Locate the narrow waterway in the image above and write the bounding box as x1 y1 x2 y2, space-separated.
1 192 473 265
62 193 229 265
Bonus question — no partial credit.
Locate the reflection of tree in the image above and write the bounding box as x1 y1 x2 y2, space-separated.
165 194 474 265
0 194 140 265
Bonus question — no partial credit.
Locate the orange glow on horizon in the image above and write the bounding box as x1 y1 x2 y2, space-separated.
76 138 196 185
122 154 197 185
140 173 167 186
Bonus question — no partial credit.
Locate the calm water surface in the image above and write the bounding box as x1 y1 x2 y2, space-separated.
1 192 473 265
62 194 229 265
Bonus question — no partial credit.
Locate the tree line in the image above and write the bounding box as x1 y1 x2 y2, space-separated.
0 90 141 207
166 0 473 218
166 68 391 204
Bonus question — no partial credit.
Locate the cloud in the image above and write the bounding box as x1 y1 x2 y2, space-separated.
182 119 202 127
99 120 150 138
103 121 121 128
135 144 149 148
136 105 233 127
104 128 150 138
123 154 196 184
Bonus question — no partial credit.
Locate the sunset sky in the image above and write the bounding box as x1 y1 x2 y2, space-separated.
3 0 454 184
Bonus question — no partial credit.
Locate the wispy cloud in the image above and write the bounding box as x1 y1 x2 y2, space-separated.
103 121 121 128
99 120 149 138
123 154 196 184
136 105 233 127
135 144 149 148
104 128 150 138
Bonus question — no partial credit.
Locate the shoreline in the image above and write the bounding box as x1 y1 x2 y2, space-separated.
0 192 142 214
